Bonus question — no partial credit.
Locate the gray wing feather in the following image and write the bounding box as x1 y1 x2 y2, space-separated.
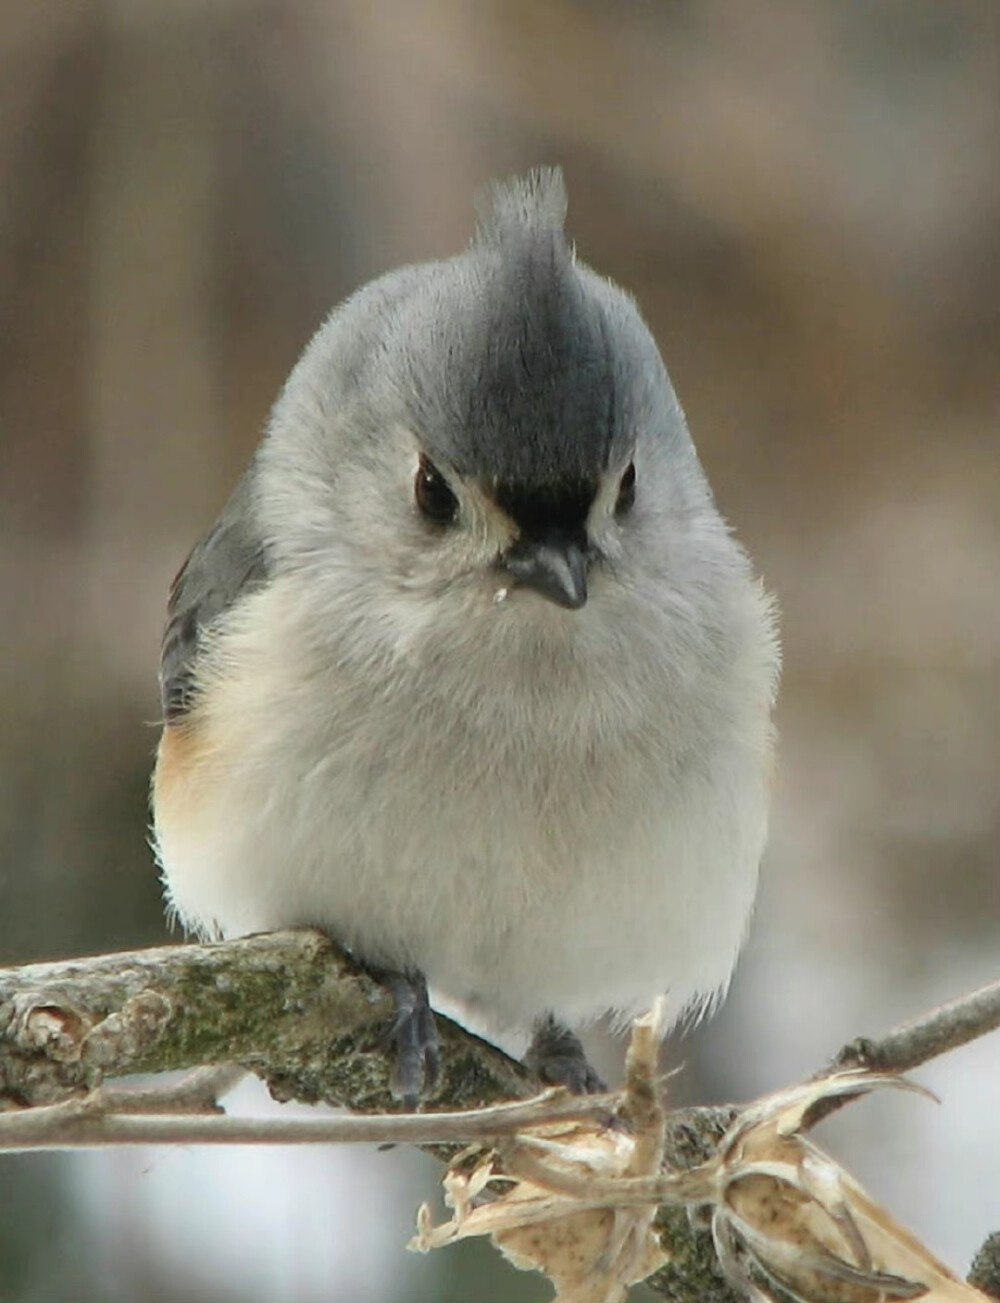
160 468 268 721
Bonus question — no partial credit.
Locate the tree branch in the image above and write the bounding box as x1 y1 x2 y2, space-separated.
831 975 1000 1075
0 930 531 1113
2 932 998 1303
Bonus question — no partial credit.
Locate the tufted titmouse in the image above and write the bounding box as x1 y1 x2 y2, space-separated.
152 169 779 1101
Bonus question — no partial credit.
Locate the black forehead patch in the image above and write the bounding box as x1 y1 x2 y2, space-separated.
407 169 621 488
492 478 597 538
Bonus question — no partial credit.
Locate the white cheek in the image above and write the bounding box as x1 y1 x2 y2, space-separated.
585 474 629 545
466 489 517 551
425 488 515 582
587 513 627 565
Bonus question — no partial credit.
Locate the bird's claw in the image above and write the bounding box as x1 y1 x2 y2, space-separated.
383 970 441 1107
524 1013 606 1094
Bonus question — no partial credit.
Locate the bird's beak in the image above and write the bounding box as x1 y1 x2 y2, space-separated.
501 529 589 610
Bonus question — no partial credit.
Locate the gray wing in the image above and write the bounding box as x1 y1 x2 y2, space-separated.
160 469 269 722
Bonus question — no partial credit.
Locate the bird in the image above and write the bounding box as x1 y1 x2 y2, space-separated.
152 168 779 1103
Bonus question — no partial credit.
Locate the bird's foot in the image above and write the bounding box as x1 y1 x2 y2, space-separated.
380 969 441 1107
524 1013 606 1094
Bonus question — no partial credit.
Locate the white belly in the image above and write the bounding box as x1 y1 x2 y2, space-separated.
154 575 772 1042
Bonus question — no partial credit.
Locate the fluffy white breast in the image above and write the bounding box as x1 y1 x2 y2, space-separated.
154 525 777 1042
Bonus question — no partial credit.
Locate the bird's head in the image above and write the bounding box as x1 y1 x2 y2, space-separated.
257 169 735 686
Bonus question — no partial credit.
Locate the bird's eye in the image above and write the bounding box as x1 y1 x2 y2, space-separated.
615 461 636 515
414 456 458 526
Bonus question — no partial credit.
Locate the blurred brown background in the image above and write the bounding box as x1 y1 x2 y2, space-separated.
1 3 998 1301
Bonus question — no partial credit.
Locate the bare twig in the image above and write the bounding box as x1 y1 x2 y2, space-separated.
830 976 1000 1075
801 975 1000 1130
0 1085 614 1154
108 1064 248 1115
